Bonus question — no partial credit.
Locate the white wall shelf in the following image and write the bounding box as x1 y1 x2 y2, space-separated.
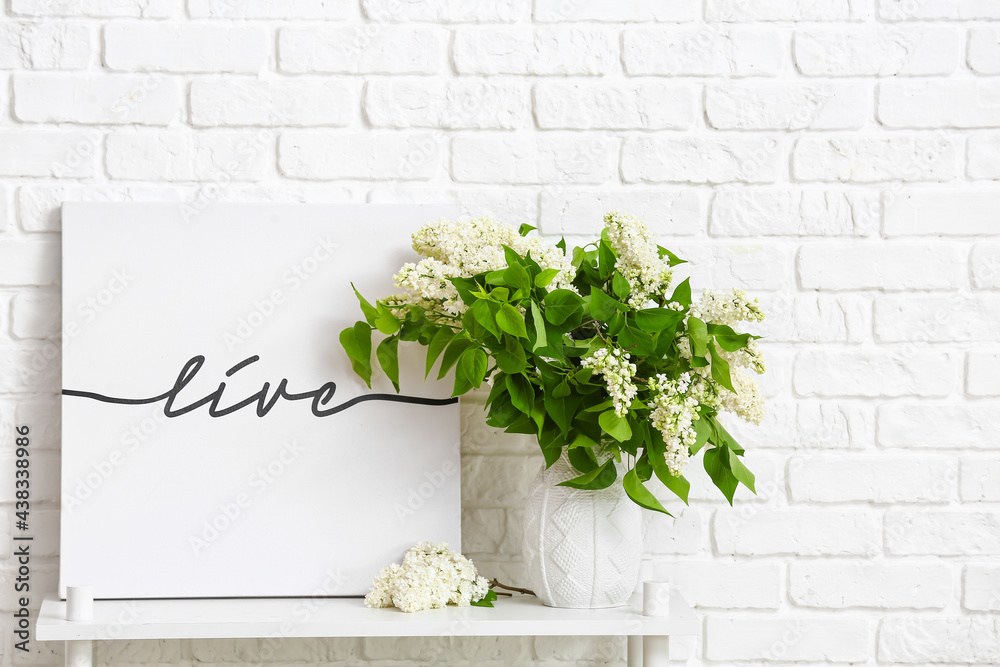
37 590 698 667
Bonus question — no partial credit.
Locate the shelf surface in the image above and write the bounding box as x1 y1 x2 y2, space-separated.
37 593 699 641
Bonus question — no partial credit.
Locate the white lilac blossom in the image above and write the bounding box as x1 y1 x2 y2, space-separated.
648 373 702 476
688 289 765 326
365 542 491 613
581 347 638 418
603 211 674 307
392 217 575 321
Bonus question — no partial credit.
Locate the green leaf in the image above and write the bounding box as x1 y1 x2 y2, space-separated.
690 416 712 456
708 324 754 352
704 447 738 505
518 223 537 237
598 240 617 280
351 283 379 326
424 327 455 378
657 245 687 267
636 308 683 333
612 272 631 301
506 374 535 415
567 446 598 473
529 301 547 352
590 286 626 321
496 303 528 339
670 278 692 309
472 299 501 339
470 589 498 607
374 302 400 335
438 336 475 380
623 468 670 515
543 289 584 326
688 316 708 358
376 336 400 392
599 409 632 442
559 457 618 490
727 448 756 494
709 341 735 392
454 347 488 396
568 432 598 450
534 268 560 289
505 260 531 294
556 237 567 253
495 334 528 374
339 322 373 388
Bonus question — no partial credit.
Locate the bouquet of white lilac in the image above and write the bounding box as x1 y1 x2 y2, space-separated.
365 542 495 612
341 212 765 512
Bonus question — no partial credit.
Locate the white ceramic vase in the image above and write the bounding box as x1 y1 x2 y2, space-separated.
522 453 643 608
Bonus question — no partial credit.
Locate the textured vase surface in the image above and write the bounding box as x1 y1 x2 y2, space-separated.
522 454 643 608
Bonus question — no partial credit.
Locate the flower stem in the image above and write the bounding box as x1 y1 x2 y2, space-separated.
489 579 536 597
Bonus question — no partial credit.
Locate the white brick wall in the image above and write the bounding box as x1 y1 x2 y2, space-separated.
1 4 998 667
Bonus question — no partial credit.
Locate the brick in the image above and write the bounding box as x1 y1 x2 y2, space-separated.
11 290 59 340
535 81 696 130
879 616 1000 663
708 82 869 130
534 636 625 662
105 24 267 73
107 131 271 182
879 402 1000 449
876 295 1000 342
623 137 781 184
706 616 870 662
279 26 445 74
968 351 1000 396
961 457 1000 502
0 23 91 69
645 561 781 609
190 0 351 18
365 79 528 129
794 27 960 76
792 136 957 182
969 27 1000 75
674 243 790 291
965 565 1000 611
15 398 59 450
536 0 695 21
0 239 60 286
884 190 1000 236
453 27 615 76
461 508 507 554
363 636 530 662
968 134 1000 180
795 351 956 398
0 186 7 233
788 454 956 503
363 0 528 22
11 0 174 16
880 81 1000 129
462 454 542 508
798 242 962 290
191 79 353 128
714 510 880 556
790 562 952 609
887 511 1000 556
644 508 705 555
707 0 870 20
539 190 701 236
189 637 357 662
624 27 783 77
711 189 877 236
280 132 439 181
452 134 617 185
881 0 1000 20
0 130 98 178
17 185 182 233
973 243 1000 288
795 401 874 449
0 341 61 393
14 74 182 125
367 188 537 226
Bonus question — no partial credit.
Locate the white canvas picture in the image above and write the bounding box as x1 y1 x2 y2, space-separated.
60 203 462 599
